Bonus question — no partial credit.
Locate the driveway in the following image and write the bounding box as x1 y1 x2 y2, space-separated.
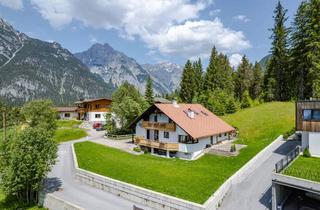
218 139 300 210
44 130 150 210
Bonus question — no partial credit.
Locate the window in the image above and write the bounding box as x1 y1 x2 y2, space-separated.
154 115 158 122
95 114 101 118
178 135 198 144
164 132 169 138
64 113 70 118
303 109 320 121
95 104 100 109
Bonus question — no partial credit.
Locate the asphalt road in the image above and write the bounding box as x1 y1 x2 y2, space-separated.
218 139 300 210
44 132 150 210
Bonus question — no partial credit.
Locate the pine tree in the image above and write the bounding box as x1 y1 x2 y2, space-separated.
290 1 310 99
203 47 234 94
250 62 264 100
179 60 196 103
234 55 253 100
306 0 320 98
203 47 219 91
265 1 290 101
145 77 154 105
193 58 203 96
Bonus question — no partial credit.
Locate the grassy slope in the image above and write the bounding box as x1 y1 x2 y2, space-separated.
75 102 295 203
283 156 320 182
54 120 87 143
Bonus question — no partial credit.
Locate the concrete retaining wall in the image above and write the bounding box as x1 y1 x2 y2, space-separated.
72 135 284 210
203 135 284 209
43 194 85 210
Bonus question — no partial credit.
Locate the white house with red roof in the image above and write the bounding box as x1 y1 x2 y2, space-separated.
131 101 236 160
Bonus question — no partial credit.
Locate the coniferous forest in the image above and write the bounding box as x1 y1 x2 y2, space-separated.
176 0 320 115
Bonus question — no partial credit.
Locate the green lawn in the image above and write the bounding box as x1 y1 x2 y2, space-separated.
67 102 294 203
0 189 45 210
56 120 82 128
54 120 87 143
283 156 320 182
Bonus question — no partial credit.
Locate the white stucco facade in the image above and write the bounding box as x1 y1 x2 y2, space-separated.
87 112 107 122
58 112 78 120
135 112 231 160
302 132 320 157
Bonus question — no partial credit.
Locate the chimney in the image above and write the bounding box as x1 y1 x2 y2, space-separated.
187 108 195 119
172 100 179 108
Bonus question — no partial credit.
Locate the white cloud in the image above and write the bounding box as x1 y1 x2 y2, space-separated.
144 19 250 59
233 15 250 23
29 0 250 58
0 0 23 10
209 9 221 16
229 53 243 68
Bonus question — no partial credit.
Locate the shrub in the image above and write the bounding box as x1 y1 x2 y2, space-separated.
303 148 311 157
133 147 141 153
230 144 236 152
283 128 295 140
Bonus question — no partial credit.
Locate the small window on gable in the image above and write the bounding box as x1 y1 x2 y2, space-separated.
154 115 158 122
95 104 100 109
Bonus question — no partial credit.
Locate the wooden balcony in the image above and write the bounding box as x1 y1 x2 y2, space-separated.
134 137 179 151
141 121 176 131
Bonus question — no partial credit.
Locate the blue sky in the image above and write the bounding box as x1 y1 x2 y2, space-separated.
0 0 301 67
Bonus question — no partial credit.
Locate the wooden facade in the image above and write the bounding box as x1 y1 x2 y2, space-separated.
296 100 320 132
76 98 112 120
141 121 176 132
134 136 179 151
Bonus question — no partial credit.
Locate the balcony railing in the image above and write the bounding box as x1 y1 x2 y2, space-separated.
141 121 176 131
134 136 179 151
275 146 301 173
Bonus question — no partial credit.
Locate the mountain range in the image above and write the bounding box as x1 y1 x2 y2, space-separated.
0 19 181 105
74 43 182 94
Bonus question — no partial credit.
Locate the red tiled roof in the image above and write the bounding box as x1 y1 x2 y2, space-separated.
155 103 235 139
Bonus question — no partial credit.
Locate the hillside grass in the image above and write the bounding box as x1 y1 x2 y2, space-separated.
54 120 87 143
283 156 320 182
74 102 295 204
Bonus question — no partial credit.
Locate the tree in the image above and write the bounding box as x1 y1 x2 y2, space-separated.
250 62 264 100
21 100 57 136
234 55 253 100
241 90 253 108
306 0 320 98
145 77 154 105
265 1 290 101
193 58 203 96
111 82 148 129
289 1 310 99
179 60 196 103
0 127 57 204
203 48 234 94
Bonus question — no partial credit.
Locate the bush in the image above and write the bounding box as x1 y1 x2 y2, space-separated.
303 148 311 157
133 147 141 153
283 128 295 140
230 144 236 152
